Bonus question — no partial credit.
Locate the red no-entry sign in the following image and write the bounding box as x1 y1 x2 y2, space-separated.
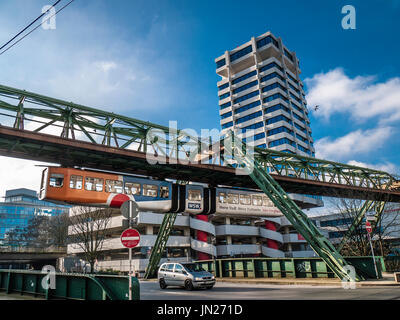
120 228 141 248
365 221 372 234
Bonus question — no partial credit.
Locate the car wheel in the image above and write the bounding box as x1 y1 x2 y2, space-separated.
184 279 194 291
159 279 167 289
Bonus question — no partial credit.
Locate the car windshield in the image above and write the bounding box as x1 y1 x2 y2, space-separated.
183 264 206 272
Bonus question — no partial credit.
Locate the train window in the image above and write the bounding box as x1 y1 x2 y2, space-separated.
124 183 141 195
143 184 157 197
85 177 104 192
49 173 64 188
263 196 273 206
70 175 83 189
252 195 263 206
239 194 251 205
227 193 239 204
160 186 169 198
218 192 227 203
105 180 123 193
188 189 201 201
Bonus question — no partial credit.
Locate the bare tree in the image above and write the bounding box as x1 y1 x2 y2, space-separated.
68 206 114 273
327 193 399 258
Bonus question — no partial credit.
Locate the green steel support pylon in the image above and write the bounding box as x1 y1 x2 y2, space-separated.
144 212 178 279
224 131 359 281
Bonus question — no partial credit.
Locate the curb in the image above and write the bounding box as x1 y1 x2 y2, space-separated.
215 278 400 287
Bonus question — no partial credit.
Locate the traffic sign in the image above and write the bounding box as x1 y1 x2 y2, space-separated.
121 228 141 248
365 221 372 233
121 200 139 219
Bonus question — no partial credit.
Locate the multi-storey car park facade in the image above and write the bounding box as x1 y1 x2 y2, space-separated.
66 208 317 276
216 31 314 156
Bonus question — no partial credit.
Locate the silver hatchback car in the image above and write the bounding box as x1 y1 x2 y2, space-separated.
158 262 216 290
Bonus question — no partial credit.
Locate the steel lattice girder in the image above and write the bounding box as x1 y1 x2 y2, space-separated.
0 83 399 196
224 131 359 281
144 212 178 279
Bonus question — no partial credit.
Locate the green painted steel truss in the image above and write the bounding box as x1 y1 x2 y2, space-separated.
144 212 178 279
0 83 398 195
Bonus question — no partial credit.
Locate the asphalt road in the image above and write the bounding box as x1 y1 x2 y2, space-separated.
139 280 400 300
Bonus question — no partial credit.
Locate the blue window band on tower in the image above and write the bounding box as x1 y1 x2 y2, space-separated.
265 103 291 115
266 114 292 125
233 90 259 104
220 101 231 110
256 35 279 49
261 82 287 94
235 100 261 114
232 70 257 85
235 111 263 124
221 121 233 129
267 126 294 136
219 92 230 100
240 121 264 133
269 137 296 148
230 45 252 62
263 92 288 103
218 83 229 91
232 80 258 94
221 111 232 119
216 58 226 69
260 72 284 83
259 62 283 73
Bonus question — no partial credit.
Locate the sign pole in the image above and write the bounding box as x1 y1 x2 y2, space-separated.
365 218 379 279
120 200 140 301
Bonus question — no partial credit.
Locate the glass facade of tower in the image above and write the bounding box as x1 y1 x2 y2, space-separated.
0 188 70 247
216 31 315 157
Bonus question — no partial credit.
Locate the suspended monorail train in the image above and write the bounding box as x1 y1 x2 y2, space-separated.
39 167 282 217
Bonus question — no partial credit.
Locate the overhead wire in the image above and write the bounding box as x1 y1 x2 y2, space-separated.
0 0 75 56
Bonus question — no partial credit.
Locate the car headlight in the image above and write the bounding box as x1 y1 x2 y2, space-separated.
211 275 215 280
195 277 202 281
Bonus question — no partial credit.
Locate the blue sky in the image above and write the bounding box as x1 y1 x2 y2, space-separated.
0 0 399 195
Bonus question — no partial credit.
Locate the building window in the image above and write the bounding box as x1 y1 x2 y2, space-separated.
220 101 231 110
232 80 258 95
221 111 232 120
268 137 296 148
233 90 259 104
221 121 233 130
216 58 226 68
239 194 251 205
256 35 279 49
266 115 292 125
265 103 290 115
218 82 229 90
235 111 262 125
235 100 261 114
267 126 293 137
219 92 230 100
230 45 252 62
232 70 257 85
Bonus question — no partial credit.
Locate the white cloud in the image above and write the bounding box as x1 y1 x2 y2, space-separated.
347 160 398 175
315 127 392 161
0 157 56 197
305 68 400 124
